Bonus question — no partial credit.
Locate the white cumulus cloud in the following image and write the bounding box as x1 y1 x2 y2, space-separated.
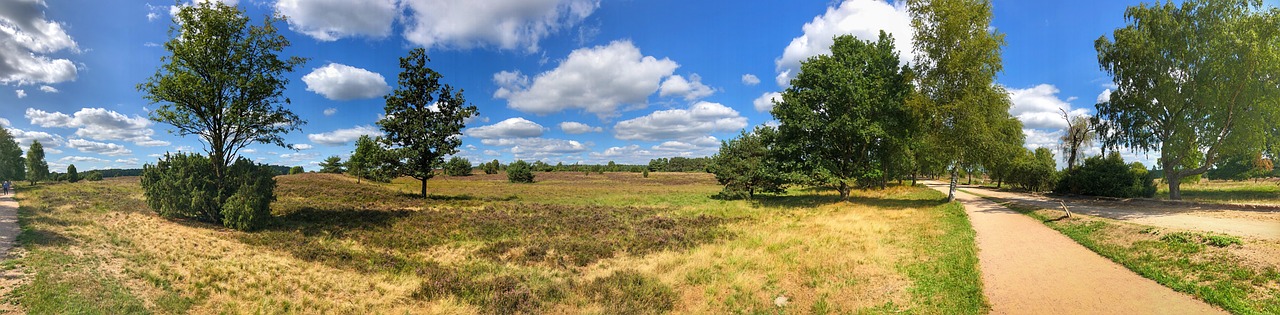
494 40 679 118
308 125 383 146
0 0 80 86
741 74 760 86
559 121 601 134
1096 89 1111 104
613 101 747 141
38 85 56 92
775 0 912 87
275 0 398 41
1007 84 1087 130
467 117 545 139
753 91 782 112
402 0 599 52
67 139 131 156
301 63 391 101
658 74 714 101
323 108 337 116
25 107 169 146
14 90 25 98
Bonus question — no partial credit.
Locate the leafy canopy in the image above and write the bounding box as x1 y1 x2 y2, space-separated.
138 1 307 172
772 33 912 198
378 48 477 196
1095 0 1280 199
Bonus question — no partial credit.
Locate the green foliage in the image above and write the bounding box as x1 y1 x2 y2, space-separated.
506 160 535 183
288 166 304 175
480 159 500 174
66 164 79 183
139 0 306 174
1095 0 1280 199
1207 152 1273 181
646 157 711 172
26 140 48 184
220 159 276 231
140 153 276 230
346 135 393 183
318 156 345 174
642 169 649 178
1056 152 1156 198
377 48 477 196
709 127 786 199
909 0 1022 201
0 127 25 182
444 157 472 176
773 33 913 198
84 171 103 182
1006 148 1057 192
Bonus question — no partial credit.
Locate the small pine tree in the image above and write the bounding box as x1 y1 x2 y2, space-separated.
445 156 472 176
507 160 534 183
66 164 80 183
319 155 345 173
643 169 649 178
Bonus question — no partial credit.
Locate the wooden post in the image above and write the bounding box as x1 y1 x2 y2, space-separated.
1059 200 1073 219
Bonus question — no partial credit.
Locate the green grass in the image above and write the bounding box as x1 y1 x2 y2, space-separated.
3 173 986 314
987 197 1280 315
1156 180 1280 205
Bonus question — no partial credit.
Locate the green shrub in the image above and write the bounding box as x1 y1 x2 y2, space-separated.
480 159 500 174
1056 152 1156 198
141 153 276 231
642 169 649 178
66 164 80 183
288 166 304 175
84 171 103 181
444 156 472 176
1007 147 1057 192
507 160 534 183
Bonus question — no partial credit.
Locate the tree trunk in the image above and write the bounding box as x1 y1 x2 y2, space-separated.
948 167 958 202
420 178 428 197
911 170 917 186
997 177 1003 189
839 181 850 200
1167 174 1182 200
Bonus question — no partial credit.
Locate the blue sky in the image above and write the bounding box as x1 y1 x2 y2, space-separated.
3 0 1272 171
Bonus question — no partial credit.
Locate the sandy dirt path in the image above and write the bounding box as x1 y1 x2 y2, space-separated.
958 185 1280 240
0 190 16 258
926 181 1224 314
0 189 23 314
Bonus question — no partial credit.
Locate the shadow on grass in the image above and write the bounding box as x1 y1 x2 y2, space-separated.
748 192 947 210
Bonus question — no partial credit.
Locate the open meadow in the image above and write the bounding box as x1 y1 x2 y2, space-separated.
1155 179 1280 206
5 172 984 314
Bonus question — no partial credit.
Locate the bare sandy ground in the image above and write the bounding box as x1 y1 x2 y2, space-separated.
926 181 1224 314
959 185 1280 240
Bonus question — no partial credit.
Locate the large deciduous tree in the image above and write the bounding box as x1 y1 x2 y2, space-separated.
1095 0 1280 199
909 0 1023 201
0 128 23 182
139 1 306 181
26 140 47 185
772 33 913 199
378 48 477 197
709 126 787 199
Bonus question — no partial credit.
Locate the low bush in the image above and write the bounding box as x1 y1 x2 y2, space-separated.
1056 152 1156 198
141 153 277 231
1007 147 1057 192
507 160 534 183
445 156 472 176
480 159 500 174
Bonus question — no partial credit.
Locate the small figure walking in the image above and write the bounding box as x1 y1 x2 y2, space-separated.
2 180 9 196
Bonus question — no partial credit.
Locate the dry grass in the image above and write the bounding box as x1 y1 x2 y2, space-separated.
5 173 983 314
